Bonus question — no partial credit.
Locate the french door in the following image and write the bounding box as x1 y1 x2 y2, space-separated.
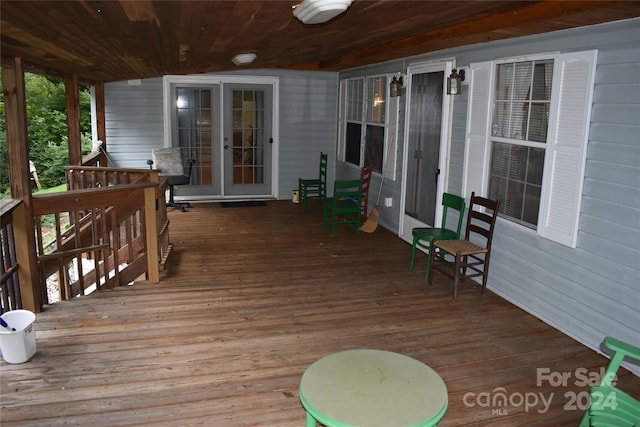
165 76 276 200
223 84 272 196
399 62 453 243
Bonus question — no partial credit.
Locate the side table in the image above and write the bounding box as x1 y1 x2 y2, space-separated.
299 349 448 427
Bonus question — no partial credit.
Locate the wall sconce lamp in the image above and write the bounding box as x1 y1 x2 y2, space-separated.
390 75 403 97
447 68 465 95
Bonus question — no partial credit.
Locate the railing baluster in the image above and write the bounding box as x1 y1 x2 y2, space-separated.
111 209 120 287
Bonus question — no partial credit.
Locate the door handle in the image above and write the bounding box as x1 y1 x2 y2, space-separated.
224 144 229 150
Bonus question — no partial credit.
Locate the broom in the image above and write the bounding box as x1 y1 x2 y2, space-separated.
360 134 394 233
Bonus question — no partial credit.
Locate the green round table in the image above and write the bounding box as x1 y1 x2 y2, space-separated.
299 349 448 427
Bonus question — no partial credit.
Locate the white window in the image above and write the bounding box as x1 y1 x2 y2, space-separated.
343 78 365 166
463 50 598 247
339 75 398 179
489 59 553 228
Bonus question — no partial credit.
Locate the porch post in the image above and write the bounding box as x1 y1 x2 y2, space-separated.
94 82 107 145
65 74 82 166
2 58 43 312
144 186 160 284
94 82 109 166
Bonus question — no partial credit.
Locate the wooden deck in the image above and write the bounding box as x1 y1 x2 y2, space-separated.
1 200 638 426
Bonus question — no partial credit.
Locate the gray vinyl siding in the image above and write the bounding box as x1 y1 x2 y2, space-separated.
339 18 640 370
104 70 338 199
105 78 164 168
448 93 468 195
277 71 338 199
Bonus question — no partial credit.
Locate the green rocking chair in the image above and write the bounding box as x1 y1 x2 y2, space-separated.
579 336 640 427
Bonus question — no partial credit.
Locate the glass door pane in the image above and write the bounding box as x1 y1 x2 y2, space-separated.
404 71 444 226
177 87 212 184
172 84 222 197
231 89 264 184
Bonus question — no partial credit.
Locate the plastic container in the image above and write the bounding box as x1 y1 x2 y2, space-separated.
292 189 300 203
0 310 37 364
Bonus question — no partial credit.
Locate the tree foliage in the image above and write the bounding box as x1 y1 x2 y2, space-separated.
0 72 92 196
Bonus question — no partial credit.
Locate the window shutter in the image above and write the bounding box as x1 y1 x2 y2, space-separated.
384 96 399 180
538 50 598 248
463 61 494 199
337 81 346 162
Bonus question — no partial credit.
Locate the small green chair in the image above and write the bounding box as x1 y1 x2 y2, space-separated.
323 179 362 237
299 152 328 209
579 337 640 427
409 193 465 281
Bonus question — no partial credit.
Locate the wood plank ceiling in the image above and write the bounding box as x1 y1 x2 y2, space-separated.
1 0 640 83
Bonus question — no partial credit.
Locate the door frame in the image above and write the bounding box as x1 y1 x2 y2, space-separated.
162 74 279 200
398 59 456 244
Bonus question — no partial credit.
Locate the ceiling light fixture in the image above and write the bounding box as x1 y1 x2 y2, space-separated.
232 53 257 66
293 0 352 24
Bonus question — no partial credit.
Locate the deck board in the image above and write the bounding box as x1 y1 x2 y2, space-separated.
1 200 638 426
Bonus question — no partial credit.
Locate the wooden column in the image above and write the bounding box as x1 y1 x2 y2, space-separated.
2 58 43 312
93 82 109 166
94 82 107 145
144 186 160 284
65 74 82 166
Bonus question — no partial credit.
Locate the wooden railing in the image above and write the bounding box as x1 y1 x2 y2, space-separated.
1 199 25 313
2 165 168 310
32 183 159 303
65 166 171 269
66 165 156 189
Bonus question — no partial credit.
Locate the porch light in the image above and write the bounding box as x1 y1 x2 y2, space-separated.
447 68 465 95
390 75 403 97
232 53 257 66
293 0 352 24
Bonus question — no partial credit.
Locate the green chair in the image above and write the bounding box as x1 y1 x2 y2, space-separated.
299 152 328 209
579 337 640 427
409 193 465 281
323 179 362 237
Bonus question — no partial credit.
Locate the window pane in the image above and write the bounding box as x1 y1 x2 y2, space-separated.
495 63 514 101
489 175 507 213
366 76 386 124
347 80 363 121
490 142 510 179
523 184 541 225
507 145 527 182
494 60 552 144
489 142 545 228
528 102 548 142
504 180 525 219
527 147 545 185
345 122 361 166
364 125 384 172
